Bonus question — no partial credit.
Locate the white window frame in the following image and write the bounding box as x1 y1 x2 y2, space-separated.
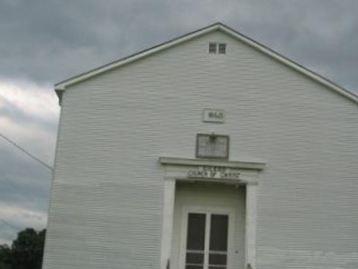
209 42 217 54
218 43 226 54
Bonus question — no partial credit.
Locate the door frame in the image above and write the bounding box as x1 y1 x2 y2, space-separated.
179 205 236 269
159 156 265 269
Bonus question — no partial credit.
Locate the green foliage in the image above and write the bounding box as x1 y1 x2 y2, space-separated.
0 228 46 269
0 244 11 269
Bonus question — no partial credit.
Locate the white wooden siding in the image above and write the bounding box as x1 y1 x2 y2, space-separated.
43 30 358 269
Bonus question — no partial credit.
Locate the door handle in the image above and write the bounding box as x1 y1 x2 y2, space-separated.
166 259 170 269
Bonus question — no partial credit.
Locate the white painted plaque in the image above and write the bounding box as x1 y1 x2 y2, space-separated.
196 134 229 159
203 109 225 123
187 166 240 180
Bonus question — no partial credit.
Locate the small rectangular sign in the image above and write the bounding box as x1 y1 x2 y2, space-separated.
203 109 225 123
187 166 240 180
196 134 229 159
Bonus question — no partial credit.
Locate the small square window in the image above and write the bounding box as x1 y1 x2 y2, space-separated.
218 43 226 54
209 43 217 54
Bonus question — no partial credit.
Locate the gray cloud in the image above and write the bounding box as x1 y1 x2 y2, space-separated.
0 0 357 243
0 79 58 243
0 97 57 133
0 0 357 91
0 143 52 243
0 145 51 211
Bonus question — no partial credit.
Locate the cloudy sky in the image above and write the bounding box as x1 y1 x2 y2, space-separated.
0 0 357 244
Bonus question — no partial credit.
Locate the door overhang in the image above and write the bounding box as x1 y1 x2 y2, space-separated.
159 157 265 185
159 156 266 269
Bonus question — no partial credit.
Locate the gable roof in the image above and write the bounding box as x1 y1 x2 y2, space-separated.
55 22 358 104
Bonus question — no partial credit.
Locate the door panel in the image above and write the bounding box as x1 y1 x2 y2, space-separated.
186 213 206 251
184 211 231 269
185 213 206 269
171 183 245 269
209 214 228 269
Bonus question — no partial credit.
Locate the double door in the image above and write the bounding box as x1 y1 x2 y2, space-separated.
181 208 234 269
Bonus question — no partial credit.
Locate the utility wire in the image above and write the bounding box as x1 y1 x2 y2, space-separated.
0 219 21 231
0 133 53 172
0 132 52 236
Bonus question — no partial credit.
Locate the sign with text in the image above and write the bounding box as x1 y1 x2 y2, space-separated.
187 166 240 180
196 134 229 159
203 109 225 123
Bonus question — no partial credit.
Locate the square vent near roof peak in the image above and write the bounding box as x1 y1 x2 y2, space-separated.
209 43 226 54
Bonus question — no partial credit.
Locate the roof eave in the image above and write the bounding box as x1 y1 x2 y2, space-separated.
54 23 222 91
217 25 358 103
54 22 358 105
55 89 63 105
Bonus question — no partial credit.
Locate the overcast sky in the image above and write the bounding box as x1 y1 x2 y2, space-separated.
0 0 357 244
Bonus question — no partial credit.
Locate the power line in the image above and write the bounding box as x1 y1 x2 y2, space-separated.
0 133 53 236
0 219 21 231
0 133 53 172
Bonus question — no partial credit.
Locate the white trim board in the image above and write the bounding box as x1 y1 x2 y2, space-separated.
160 179 176 269
159 157 264 186
55 22 358 105
159 157 263 269
159 157 266 170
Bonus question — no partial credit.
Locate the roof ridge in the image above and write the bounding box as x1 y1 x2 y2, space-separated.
55 23 358 105
55 22 223 87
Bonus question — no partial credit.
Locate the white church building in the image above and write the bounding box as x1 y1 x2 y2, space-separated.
42 23 358 269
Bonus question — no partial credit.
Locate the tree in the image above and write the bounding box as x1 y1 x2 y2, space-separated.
0 244 11 269
0 228 46 269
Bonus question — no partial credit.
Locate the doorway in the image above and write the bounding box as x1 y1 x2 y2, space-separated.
171 182 245 269
181 208 234 269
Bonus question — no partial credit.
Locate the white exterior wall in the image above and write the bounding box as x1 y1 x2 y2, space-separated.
43 30 358 269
